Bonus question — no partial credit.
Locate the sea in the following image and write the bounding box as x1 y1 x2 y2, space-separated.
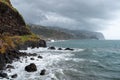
3 40 120 80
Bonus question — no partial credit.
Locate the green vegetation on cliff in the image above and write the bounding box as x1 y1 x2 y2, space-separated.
0 0 11 5
0 0 43 53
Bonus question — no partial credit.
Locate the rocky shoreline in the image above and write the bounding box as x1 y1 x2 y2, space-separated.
0 0 47 73
0 40 46 79
0 46 74 79
0 0 75 79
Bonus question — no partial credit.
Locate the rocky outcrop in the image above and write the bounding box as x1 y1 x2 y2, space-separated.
0 72 8 78
17 40 46 50
0 49 27 70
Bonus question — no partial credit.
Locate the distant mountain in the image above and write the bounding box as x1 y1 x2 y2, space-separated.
28 24 105 40
29 24 73 40
70 30 105 40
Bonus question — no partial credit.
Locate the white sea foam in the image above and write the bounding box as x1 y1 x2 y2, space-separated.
2 48 83 80
20 47 84 53
1 47 85 80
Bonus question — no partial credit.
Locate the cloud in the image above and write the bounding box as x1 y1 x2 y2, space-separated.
11 0 120 32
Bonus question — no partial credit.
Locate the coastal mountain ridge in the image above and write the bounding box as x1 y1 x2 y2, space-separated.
29 24 105 40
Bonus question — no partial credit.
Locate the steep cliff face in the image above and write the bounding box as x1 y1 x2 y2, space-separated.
0 0 31 35
0 0 46 70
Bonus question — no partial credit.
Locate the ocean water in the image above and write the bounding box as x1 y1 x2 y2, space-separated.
47 40 120 80
4 40 120 80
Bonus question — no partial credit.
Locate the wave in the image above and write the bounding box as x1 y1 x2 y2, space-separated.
3 47 120 80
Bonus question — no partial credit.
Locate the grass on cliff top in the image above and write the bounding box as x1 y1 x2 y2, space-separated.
0 33 40 53
12 33 40 43
0 0 10 6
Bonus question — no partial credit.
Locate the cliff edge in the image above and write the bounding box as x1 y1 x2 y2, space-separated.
0 0 31 35
0 0 46 70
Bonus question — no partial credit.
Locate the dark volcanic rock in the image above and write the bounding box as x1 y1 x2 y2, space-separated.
17 40 47 50
65 48 74 51
25 63 37 72
0 54 6 70
58 48 62 50
48 46 56 50
0 72 8 78
38 55 43 59
28 53 37 56
30 58 34 60
11 74 17 78
0 49 28 70
40 69 46 75
6 65 14 69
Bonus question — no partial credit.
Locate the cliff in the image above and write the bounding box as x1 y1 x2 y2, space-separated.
0 0 46 70
0 0 31 35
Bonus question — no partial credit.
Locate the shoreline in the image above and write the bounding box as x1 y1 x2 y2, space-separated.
0 46 76 79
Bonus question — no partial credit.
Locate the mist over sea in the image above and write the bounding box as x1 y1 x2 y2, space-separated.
5 40 120 80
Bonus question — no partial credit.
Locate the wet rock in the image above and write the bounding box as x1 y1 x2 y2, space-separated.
11 74 17 78
6 65 14 69
65 48 74 51
17 40 47 50
29 53 37 56
0 54 6 70
0 48 27 70
30 58 34 60
25 63 37 72
40 69 46 75
58 48 62 50
0 72 8 78
38 56 43 59
48 46 56 50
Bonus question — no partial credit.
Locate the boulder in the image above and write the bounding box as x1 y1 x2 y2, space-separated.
38 55 43 59
40 69 46 75
25 63 37 72
0 72 8 78
48 46 56 50
30 58 34 60
11 74 17 78
65 48 74 51
58 48 62 50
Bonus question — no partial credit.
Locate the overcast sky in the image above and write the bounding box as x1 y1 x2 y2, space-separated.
11 0 120 39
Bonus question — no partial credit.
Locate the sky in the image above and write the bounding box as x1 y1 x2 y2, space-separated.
11 0 120 40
